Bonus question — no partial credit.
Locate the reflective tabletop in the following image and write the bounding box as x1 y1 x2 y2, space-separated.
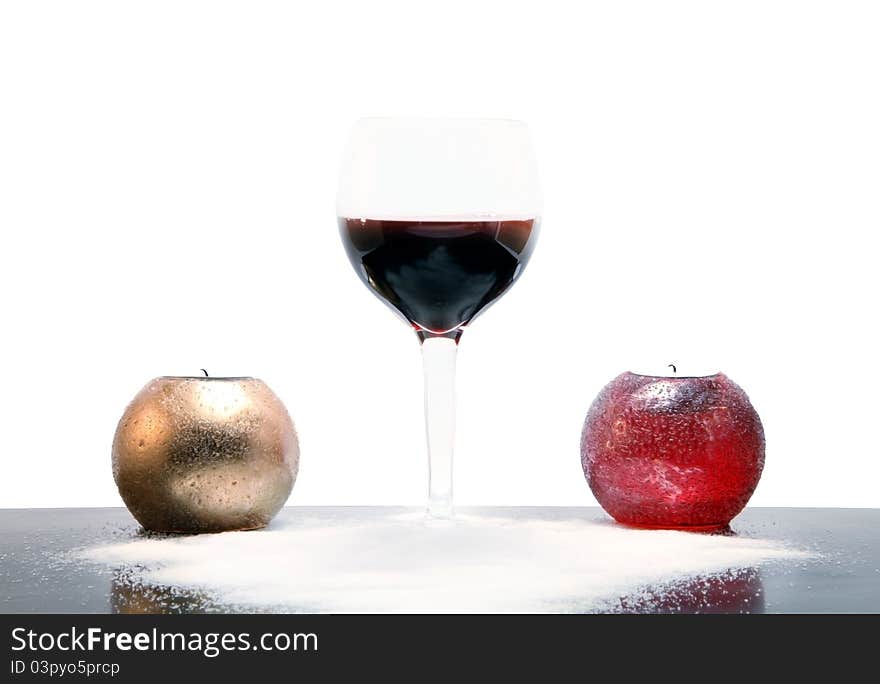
1 507 877 613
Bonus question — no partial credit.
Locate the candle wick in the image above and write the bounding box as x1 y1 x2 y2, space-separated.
668 364 677 375
200 369 209 377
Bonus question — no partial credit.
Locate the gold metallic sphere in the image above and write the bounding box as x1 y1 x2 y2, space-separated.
112 377 299 533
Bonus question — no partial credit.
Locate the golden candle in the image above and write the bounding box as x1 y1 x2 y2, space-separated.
112 376 299 533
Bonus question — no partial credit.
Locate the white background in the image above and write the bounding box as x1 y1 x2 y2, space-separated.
1 1 878 509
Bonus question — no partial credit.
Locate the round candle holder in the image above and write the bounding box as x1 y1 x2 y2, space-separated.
580 371 765 530
112 376 299 533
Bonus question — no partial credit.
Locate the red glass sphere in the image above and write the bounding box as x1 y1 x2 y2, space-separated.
581 372 765 529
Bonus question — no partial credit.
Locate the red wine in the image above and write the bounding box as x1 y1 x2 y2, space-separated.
339 217 538 336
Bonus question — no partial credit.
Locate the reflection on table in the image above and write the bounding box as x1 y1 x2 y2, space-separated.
111 574 213 614
110 566 764 614
614 567 764 614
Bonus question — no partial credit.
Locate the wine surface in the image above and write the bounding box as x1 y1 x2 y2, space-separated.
339 217 537 335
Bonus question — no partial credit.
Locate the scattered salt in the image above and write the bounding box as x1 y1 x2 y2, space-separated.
79 508 811 613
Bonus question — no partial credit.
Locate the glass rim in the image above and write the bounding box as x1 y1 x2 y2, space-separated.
158 376 256 381
627 371 722 380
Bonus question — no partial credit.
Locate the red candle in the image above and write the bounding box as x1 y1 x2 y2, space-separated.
581 371 765 529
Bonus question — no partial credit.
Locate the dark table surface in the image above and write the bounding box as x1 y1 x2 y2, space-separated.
0 507 877 614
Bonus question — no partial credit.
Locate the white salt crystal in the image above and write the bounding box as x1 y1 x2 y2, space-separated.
80 508 810 613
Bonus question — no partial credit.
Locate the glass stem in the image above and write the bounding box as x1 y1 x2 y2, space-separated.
420 335 458 518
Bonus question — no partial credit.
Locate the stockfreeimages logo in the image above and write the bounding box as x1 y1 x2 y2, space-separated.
11 627 318 659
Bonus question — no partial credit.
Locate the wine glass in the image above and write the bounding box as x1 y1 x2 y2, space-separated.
337 118 542 517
